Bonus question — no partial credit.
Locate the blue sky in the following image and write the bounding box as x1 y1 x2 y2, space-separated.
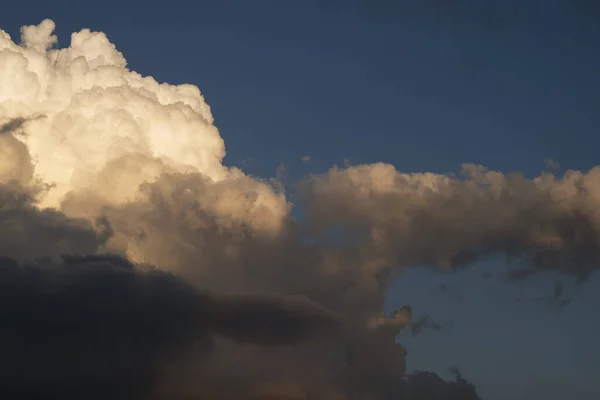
2 1 599 399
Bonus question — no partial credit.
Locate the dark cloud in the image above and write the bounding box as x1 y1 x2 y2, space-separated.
0 254 341 399
0 115 45 135
2 169 482 399
403 369 481 400
411 314 451 337
0 183 110 259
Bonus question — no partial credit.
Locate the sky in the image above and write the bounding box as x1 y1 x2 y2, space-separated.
1 1 599 399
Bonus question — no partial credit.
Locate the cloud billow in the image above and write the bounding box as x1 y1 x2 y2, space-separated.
2 18 596 399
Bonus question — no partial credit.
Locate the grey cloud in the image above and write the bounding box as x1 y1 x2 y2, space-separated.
299 163 600 281
0 115 45 136
403 369 481 400
0 117 27 135
0 254 341 399
60 171 425 399
411 314 452 337
0 183 109 259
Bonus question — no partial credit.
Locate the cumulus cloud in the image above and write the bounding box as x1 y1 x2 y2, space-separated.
0 19 227 208
300 163 600 280
2 19 595 399
0 20 417 399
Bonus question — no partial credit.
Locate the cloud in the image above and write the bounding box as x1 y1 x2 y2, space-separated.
2 19 596 399
411 314 452 337
0 254 340 399
0 183 109 259
0 117 28 135
0 123 35 186
569 0 600 19
299 163 600 280
0 115 45 136
403 369 481 400
2 20 410 398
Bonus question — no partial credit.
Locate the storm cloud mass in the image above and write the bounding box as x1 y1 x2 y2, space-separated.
0 19 597 399
0 254 341 399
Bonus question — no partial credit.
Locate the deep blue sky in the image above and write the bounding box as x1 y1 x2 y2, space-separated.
2 1 599 399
